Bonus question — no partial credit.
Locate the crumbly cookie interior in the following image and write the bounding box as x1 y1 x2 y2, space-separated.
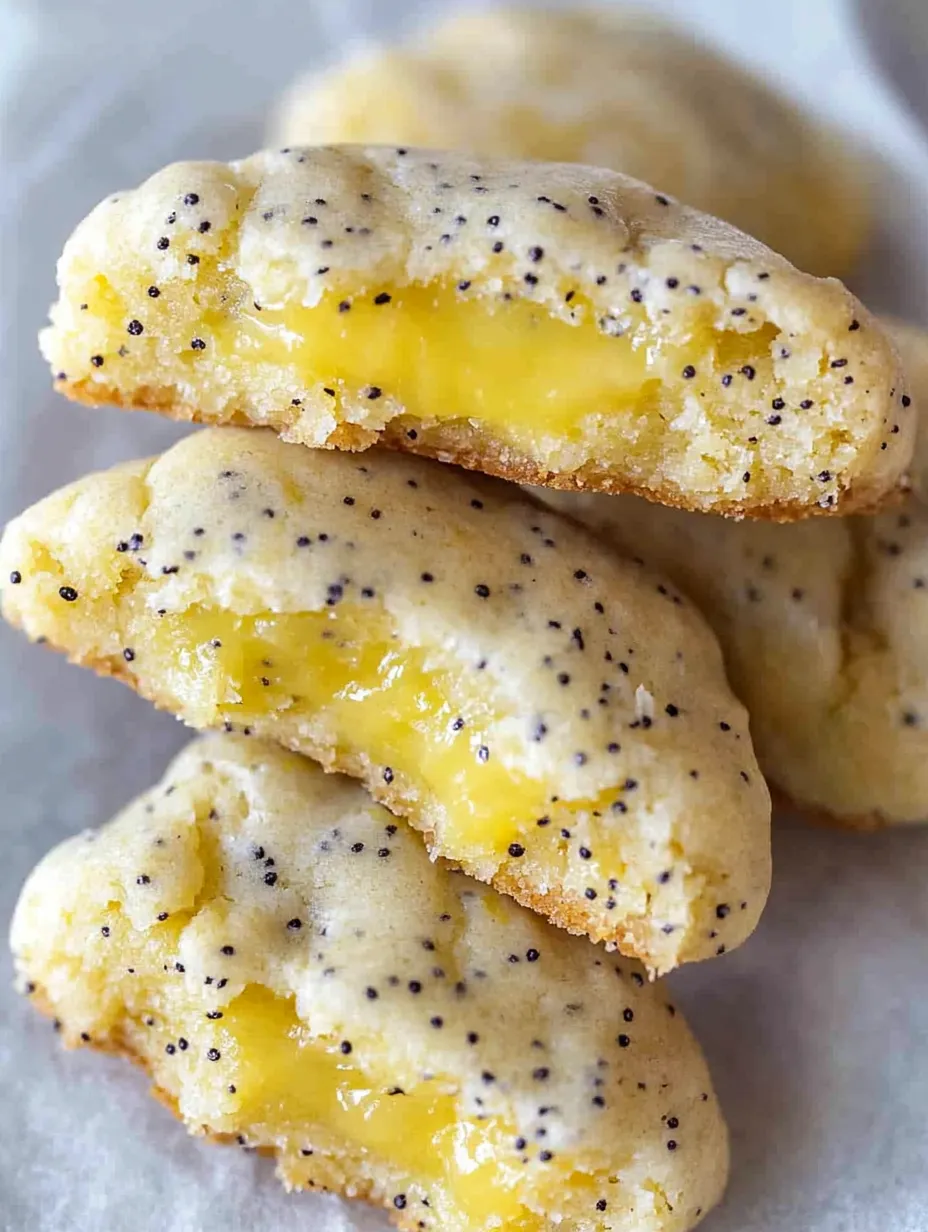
62 268 877 512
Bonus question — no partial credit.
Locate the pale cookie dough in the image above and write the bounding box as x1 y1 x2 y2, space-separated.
271 7 870 279
11 735 729 1232
545 321 928 826
0 429 771 974
41 146 910 518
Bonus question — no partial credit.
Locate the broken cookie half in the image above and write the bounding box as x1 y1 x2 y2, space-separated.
0 430 771 974
41 146 910 517
12 734 729 1232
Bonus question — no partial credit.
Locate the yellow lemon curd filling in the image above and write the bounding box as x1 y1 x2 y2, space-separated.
80 914 550 1229
219 284 662 443
82 272 793 496
136 603 639 888
151 604 543 853
216 284 781 480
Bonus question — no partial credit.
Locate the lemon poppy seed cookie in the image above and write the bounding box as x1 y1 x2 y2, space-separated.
545 321 928 826
11 735 729 1232
272 7 869 279
41 146 909 517
0 429 770 972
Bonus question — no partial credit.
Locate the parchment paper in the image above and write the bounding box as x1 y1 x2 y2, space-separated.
2 1 928 1229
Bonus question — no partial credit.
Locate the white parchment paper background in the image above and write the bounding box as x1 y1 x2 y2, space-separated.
2 1 928 1229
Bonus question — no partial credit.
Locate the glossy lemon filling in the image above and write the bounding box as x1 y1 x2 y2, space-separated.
121 602 642 905
141 602 550 856
202 990 535 1227
204 281 777 461
92 915 541 1228
217 283 652 438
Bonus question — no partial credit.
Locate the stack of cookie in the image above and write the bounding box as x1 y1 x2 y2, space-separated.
3 10 916 1232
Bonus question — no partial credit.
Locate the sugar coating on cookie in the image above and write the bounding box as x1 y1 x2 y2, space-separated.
0 429 770 973
11 734 729 1232
544 321 928 826
41 145 909 517
272 7 869 279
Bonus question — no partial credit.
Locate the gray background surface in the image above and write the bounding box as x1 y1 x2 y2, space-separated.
2 1 928 1229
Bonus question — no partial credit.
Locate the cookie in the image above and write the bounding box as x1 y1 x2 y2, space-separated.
272 7 869 279
545 321 928 826
12 734 729 1232
40 146 910 517
0 429 771 973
